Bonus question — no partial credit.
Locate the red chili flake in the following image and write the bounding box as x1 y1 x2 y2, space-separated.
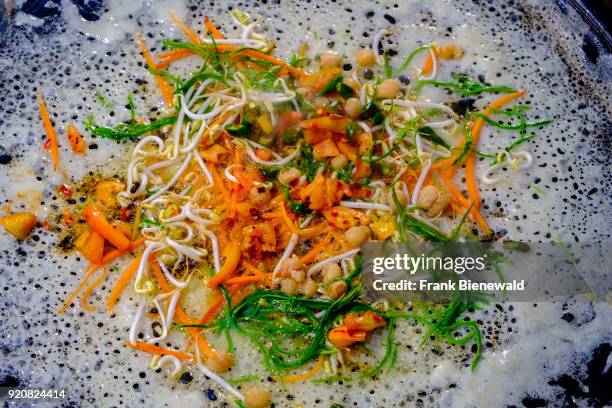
43 139 51 149
58 184 72 198
119 207 132 222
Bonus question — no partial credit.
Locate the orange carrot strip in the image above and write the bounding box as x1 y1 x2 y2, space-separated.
282 355 324 384
421 48 436 75
101 237 145 264
57 264 98 314
471 90 526 146
170 13 201 43
84 204 130 250
199 290 225 324
37 90 60 170
241 260 265 279
225 275 263 285
198 284 242 324
465 90 526 209
127 341 193 360
57 238 145 314
208 164 230 199
167 39 302 76
277 201 329 238
208 242 242 288
133 33 174 107
80 265 110 313
66 124 86 153
235 49 301 76
204 16 225 40
157 49 195 69
107 254 143 312
438 175 491 235
300 233 333 265
80 230 105 264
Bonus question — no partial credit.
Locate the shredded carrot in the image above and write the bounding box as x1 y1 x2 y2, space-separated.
300 233 333 265
208 164 230 199
236 50 300 77
100 237 145 265
36 90 60 170
127 341 193 360
241 260 265 279
204 16 225 40
198 290 225 324
471 90 526 146
225 275 263 285
276 200 328 238
282 355 324 384
198 284 243 324
157 48 194 69
66 124 86 153
133 33 174 107
421 46 438 75
84 204 130 250
208 241 242 288
170 13 201 43
173 40 301 76
57 264 99 314
464 90 526 210
438 174 491 235
81 265 110 313
80 230 105 264
57 238 145 314
107 254 143 312
432 90 526 236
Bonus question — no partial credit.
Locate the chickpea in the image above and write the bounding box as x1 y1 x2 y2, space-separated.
449 44 464 59
331 154 349 170
322 262 342 283
281 254 303 271
281 277 299 295
301 279 319 297
377 79 401 99
207 350 235 373
386 186 408 211
327 280 348 300
356 48 376 67
344 98 362 119
319 51 341 68
291 268 306 283
344 225 371 248
249 185 271 206
245 387 271 408
439 43 464 60
313 96 329 109
278 168 302 186
417 185 451 217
